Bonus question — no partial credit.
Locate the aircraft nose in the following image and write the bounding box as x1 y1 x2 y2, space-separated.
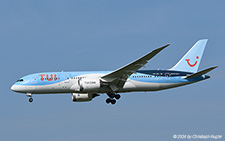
11 84 26 93
11 85 22 92
11 85 17 92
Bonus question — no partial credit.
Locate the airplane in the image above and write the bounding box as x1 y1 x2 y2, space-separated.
11 39 217 105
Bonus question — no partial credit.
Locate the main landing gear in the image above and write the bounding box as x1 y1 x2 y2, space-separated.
26 93 33 103
106 93 121 105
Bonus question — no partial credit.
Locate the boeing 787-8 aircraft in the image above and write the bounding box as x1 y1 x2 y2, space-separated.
11 39 217 105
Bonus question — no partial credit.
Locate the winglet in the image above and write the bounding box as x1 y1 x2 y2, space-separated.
184 66 218 79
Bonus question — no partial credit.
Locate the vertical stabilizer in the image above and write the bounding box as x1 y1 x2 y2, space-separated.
170 39 208 73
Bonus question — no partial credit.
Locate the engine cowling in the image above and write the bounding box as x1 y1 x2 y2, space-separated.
72 93 100 102
72 93 92 102
79 79 101 91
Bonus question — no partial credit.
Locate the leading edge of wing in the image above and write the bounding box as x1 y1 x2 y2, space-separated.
101 43 171 82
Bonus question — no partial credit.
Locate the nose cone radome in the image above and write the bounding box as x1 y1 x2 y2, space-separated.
11 85 17 92
11 84 27 93
11 85 23 92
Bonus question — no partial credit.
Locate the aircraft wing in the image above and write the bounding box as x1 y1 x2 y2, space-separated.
101 43 170 91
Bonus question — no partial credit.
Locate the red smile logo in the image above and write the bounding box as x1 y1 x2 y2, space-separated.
185 56 199 67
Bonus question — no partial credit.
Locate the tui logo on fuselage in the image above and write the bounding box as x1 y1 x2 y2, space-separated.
39 74 57 81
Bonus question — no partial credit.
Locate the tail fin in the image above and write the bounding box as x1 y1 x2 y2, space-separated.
170 39 208 73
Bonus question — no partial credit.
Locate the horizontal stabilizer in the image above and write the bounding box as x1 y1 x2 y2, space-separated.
184 66 218 79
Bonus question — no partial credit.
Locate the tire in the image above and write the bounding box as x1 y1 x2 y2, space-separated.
111 99 116 105
115 94 121 100
29 98 33 103
106 98 111 104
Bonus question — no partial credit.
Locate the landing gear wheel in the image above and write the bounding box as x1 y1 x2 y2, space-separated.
111 99 116 105
29 98 33 103
115 94 121 100
107 93 115 98
106 98 111 104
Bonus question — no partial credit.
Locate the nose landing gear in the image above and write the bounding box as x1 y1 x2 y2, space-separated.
26 93 33 103
29 97 33 102
106 93 121 105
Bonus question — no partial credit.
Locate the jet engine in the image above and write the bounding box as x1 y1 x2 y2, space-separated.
72 93 99 102
79 79 101 91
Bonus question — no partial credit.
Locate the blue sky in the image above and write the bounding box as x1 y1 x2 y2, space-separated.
0 0 224 140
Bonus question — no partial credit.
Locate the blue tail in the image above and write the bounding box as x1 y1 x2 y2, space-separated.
170 39 208 73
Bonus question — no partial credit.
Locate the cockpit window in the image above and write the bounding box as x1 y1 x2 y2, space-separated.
17 79 24 82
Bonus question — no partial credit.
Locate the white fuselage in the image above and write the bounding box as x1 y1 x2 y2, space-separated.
11 70 206 95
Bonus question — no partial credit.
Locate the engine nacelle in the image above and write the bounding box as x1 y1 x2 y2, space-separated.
72 93 92 102
79 79 101 91
72 93 100 102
